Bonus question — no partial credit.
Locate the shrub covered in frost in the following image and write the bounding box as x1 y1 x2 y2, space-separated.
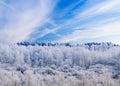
0 42 120 86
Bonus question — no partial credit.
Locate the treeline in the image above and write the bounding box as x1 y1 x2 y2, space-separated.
0 42 120 70
17 42 73 47
17 42 119 51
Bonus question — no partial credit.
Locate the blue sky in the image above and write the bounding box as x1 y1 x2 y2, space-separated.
0 0 120 44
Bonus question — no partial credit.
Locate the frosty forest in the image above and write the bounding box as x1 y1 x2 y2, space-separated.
0 0 120 85
0 42 120 86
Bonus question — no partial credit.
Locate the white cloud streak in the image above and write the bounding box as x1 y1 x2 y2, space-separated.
0 0 15 10
39 0 120 40
78 0 120 18
54 0 120 44
57 21 120 43
0 0 58 43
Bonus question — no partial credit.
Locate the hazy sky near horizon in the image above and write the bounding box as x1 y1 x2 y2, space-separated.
0 0 120 44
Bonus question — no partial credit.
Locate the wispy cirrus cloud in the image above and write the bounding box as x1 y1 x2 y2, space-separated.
0 0 15 10
0 0 58 43
78 0 120 18
57 21 120 43
53 0 120 44
0 0 120 44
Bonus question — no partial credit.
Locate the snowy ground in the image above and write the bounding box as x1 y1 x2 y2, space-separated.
0 42 120 86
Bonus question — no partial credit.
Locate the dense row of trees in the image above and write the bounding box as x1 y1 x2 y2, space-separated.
0 42 120 86
17 42 118 47
1 42 120 69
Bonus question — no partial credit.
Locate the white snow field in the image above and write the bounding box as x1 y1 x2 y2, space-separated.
0 42 120 86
